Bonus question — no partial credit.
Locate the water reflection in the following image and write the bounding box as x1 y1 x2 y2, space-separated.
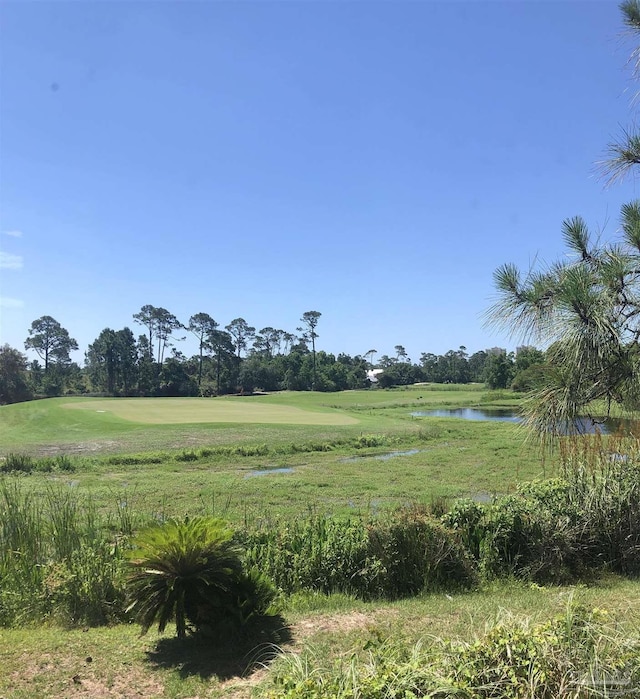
411 408 628 435
411 408 520 422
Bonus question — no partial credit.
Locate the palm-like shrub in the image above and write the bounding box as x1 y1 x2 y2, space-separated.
126 517 244 638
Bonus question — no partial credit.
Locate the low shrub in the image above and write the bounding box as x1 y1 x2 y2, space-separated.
106 454 167 466
0 453 35 473
270 601 640 698
441 445 640 585
479 493 586 583
442 498 486 560
243 509 477 600
354 434 389 448
175 449 199 462
367 508 477 597
243 517 375 598
126 517 278 639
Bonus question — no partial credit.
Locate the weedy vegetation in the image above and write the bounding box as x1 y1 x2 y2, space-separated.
1 388 640 697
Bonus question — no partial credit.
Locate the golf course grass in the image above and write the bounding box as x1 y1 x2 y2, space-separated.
0 386 543 523
2 385 638 698
61 396 360 425
0 384 518 455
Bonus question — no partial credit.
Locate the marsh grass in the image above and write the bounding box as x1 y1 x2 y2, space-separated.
1 424 638 630
0 481 128 626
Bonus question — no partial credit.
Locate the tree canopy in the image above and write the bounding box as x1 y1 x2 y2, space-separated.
488 1 640 436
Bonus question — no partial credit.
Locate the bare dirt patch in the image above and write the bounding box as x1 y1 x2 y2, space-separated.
34 441 121 457
10 651 165 699
293 610 377 642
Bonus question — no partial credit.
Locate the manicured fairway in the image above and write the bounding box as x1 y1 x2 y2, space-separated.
61 397 360 425
0 387 512 454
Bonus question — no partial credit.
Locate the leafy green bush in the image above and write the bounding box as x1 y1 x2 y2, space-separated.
441 602 640 698
243 517 376 598
126 516 277 639
465 448 640 583
478 493 586 583
244 510 477 600
367 508 477 596
442 498 486 560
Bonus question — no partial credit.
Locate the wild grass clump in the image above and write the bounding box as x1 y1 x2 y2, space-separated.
441 432 640 583
480 389 517 403
560 432 640 576
0 453 35 473
0 453 76 474
243 508 476 600
367 507 477 597
0 481 128 626
106 453 168 465
232 443 271 456
96 434 432 464
270 601 640 698
175 449 199 462
354 434 390 448
46 454 75 472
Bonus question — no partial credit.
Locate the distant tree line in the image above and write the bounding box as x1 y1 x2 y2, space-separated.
0 306 547 405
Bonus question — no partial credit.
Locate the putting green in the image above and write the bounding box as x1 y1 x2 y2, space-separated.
61 398 359 426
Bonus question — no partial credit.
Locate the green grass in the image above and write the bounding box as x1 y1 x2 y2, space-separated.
1 420 545 525
4 386 639 697
1 578 638 698
0 385 509 455
61 396 360 425
0 387 546 524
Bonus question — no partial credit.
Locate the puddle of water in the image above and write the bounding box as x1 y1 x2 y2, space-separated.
340 449 421 463
245 467 294 479
375 449 420 461
469 490 495 503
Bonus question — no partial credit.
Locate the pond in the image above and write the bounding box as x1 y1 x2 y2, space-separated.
411 408 629 435
411 408 520 422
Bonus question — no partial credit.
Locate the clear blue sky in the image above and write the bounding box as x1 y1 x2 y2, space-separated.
2 0 639 365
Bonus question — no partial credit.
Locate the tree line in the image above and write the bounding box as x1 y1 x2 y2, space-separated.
0 305 547 404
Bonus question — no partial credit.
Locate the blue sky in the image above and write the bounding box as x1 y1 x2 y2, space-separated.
2 0 640 365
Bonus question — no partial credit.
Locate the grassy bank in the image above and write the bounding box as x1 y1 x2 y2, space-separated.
2 387 639 698
1 579 639 698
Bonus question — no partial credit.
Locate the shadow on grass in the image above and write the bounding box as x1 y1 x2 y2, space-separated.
144 615 293 680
